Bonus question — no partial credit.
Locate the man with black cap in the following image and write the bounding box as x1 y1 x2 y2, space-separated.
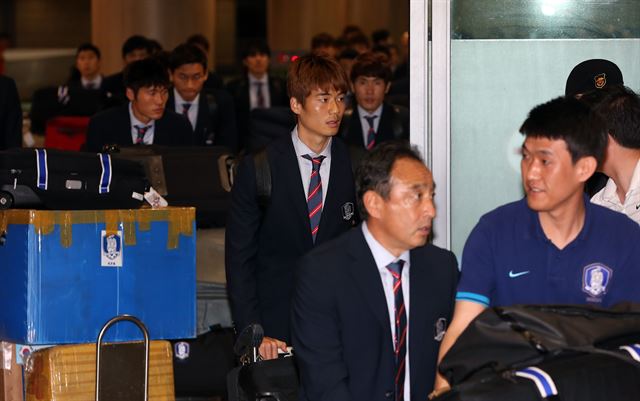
565 58 624 195
565 58 624 98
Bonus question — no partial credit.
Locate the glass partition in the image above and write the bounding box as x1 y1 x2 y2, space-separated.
448 0 640 258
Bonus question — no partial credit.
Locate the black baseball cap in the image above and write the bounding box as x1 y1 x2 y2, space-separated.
565 59 623 96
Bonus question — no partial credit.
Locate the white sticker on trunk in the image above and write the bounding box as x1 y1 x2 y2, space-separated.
101 230 123 267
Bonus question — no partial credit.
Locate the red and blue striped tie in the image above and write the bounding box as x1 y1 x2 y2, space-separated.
365 115 378 150
302 154 325 242
387 260 406 401
134 125 151 144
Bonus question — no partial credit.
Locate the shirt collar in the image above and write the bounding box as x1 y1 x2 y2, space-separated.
362 221 410 270
291 125 332 160
357 104 384 119
599 158 640 205
248 73 269 85
128 102 155 129
173 88 200 110
81 75 102 88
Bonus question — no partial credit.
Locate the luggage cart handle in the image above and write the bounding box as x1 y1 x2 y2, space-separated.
95 314 150 401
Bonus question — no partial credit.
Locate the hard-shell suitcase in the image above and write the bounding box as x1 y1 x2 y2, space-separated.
0 148 148 210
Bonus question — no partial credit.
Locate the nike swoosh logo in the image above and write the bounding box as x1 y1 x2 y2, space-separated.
636 204 640 210
509 270 530 278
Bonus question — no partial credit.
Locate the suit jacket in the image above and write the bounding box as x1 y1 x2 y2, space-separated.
101 72 127 107
340 102 409 149
292 228 459 401
225 134 358 343
225 74 289 151
85 104 194 152
0 76 23 150
167 89 238 151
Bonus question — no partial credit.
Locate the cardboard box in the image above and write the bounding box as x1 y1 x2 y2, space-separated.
0 208 196 344
24 340 175 401
0 342 23 401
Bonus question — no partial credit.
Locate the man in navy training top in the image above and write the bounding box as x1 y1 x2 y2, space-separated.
433 95 640 394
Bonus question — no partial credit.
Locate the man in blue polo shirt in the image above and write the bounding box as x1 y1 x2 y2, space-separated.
432 95 640 395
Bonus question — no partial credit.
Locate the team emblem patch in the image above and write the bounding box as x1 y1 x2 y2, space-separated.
594 73 607 89
341 202 355 221
174 341 190 360
582 263 612 298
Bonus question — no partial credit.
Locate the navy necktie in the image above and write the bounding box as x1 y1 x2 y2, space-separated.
255 82 265 108
134 125 151 144
182 103 191 117
364 115 378 150
386 260 407 401
302 154 326 242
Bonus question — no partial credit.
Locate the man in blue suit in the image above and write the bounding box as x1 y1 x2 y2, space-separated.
225 54 358 359
292 141 459 401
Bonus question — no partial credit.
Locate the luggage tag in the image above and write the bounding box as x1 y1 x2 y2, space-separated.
144 186 168 208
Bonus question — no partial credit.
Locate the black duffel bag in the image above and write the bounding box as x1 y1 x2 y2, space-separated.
435 303 640 401
0 148 148 210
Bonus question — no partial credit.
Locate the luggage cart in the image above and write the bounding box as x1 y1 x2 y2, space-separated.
95 314 150 401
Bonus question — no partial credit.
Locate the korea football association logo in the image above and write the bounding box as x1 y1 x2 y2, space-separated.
101 230 124 267
582 263 612 299
103 234 121 260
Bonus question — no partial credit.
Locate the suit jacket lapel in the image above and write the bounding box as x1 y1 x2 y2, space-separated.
408 246 432 397
347 228 394 334
274 136 311 241
316 139 350 243
119 106 135 146
378 103 394 142
348 107 365 148
194 94 210 144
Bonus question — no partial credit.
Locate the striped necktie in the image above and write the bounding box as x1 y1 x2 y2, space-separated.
134 125 151 145
302 154 326 242
387 260 407 401
364 115 378 150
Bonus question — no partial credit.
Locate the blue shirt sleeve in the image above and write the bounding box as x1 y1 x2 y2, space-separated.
456 215 495 307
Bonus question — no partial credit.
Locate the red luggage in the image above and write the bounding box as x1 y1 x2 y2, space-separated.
44 116 90 151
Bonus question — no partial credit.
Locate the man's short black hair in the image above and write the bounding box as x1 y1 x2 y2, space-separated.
584 85 640 149
355 140 422 220
169 43 208 72
311 33 335 50
122 35 150 58
519 96 607 164
372 29 391 45
350 52 392 84
123 58 170 94
242 39 271 59
76 42 101 59
186 34 210 52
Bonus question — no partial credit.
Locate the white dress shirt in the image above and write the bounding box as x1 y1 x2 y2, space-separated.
173 88 199 130
128 102 155 145
358 104 383 146
591 158 640 224
291 126 331 206
362 221 411 401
